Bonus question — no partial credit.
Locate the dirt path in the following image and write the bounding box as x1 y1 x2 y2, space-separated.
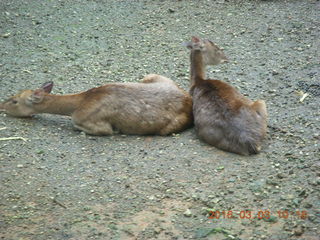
0 0 319 239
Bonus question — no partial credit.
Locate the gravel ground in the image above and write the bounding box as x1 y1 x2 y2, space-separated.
0 0 319 239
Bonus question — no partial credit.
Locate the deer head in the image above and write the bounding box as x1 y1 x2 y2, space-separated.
0 82 53 117
185 36 228 66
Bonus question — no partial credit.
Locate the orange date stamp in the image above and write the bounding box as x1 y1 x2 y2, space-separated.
208 210 308 220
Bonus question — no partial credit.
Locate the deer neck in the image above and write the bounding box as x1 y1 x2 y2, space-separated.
190 49 206 86
33 93 85 116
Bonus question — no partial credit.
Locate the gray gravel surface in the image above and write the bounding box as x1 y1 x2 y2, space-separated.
0 0 319 239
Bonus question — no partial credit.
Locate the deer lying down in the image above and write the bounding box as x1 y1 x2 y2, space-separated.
0 74 193 135
185 36 267 155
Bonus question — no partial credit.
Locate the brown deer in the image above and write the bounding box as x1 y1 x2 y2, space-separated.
185 36 267 155
0 74 193 135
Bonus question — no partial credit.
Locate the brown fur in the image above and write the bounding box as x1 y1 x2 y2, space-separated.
185 36 267 155
0 74 193 136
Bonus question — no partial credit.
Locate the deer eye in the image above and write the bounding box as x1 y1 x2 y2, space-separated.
11 99 18 104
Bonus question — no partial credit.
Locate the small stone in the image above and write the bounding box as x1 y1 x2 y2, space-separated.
263 216 278 223
216 166 224 171
309 180 318 186
286 194 294 200
308 214 317 222
276 173 286 179
191 194 198 200
211 198 220 204
293 225 305 236
302 202 312 208
2 33 11 38
17 164 24 168
292 198 300 206
229 178 236 182
183 209 192 217
266 179 279 186
298 189 307 197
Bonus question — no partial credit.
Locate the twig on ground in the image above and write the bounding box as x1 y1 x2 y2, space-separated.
0 136 28 141
52 197 68 209
0 127 7 131
299 93 309 102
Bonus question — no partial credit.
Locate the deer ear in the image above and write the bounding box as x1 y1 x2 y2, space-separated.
191 36 200 43
29 89 45 103
40 81 53 93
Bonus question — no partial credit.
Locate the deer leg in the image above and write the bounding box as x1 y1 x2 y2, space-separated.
251 100 267 118
72 114 113 135
158 114 191 135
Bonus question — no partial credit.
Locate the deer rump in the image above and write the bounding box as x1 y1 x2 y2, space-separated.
191 79 266 155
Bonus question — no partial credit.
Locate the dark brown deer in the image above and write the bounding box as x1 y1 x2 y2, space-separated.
185 36 267 155
0 74 193 135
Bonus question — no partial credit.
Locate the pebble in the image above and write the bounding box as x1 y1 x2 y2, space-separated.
183 209 192 217
1 33 11 38
293 225 305 236
276 173 286 179
302 202 312 208
286 194 295 200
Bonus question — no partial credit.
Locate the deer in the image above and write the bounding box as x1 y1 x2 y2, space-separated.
0 74 193 136
184 36 267 155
